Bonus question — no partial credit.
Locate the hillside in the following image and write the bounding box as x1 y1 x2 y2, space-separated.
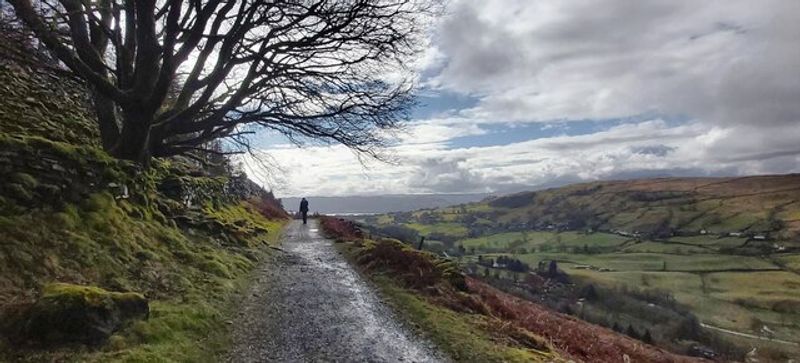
321 217 700 363
481 175 800 240
361 176 800 361
0 45 289 361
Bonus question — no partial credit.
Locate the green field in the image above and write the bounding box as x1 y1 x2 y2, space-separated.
775 254 800 270
405 222 469 237
511 252 778 272
621 241 710 254
374 223 800 350
460 231 630 251
668 235 749 248
463 239 800 347
366 175 800 358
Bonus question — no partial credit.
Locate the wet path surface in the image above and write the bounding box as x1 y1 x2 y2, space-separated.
227 220 447 363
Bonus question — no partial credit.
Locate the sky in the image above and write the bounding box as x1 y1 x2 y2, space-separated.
246 0 800 197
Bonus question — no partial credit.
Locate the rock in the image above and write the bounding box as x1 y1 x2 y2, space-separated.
4 283 148 346
50 163 66 172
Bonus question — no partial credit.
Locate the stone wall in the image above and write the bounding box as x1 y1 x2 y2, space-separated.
0 135 274 216
0 136 138 212
157 174 270 209
0 58 98 146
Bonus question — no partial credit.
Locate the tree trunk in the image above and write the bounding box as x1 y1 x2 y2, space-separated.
90 88 120 151
113 110 153 165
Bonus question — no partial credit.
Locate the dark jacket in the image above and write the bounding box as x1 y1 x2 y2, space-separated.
299 199 309 212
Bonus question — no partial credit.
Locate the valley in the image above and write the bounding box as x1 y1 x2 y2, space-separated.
359 175 800 360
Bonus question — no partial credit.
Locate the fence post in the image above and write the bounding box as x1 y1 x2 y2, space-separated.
417 236 426 250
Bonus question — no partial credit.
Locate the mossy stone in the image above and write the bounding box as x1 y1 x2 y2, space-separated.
8 283 149 346
5 183 32 202
11 172 38 188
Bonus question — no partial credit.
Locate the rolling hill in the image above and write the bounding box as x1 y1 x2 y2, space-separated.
359 175 800 361
407 174 800 241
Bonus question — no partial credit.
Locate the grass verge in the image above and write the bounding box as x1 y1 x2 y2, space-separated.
371 275 555 363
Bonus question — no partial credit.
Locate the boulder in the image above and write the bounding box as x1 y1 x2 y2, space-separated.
3 283 148 346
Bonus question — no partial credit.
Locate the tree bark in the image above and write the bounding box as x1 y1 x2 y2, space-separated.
90 88 121 151
114 110 152 165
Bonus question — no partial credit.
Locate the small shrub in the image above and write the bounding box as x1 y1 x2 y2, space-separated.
319 216 363 241
355 239 464 290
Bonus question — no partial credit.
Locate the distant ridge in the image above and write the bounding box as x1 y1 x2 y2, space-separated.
282 193 489 214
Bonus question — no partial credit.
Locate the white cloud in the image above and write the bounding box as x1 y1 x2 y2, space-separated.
432 0 800 126
398 120 486 145
257 119 800 196
251 1 800 197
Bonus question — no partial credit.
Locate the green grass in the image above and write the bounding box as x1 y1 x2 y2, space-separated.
472 231 800 346
405 222 469 238
84 290 243 362
513 252 778 272
489 244 798 344
375 214 395 224
705 271 800 308
464 203 493 212
776 254 800 270
668 236 748 248
567 269 738 331
565 265 800 342
4 292 245 363
621 241 710 254
460 231 629 252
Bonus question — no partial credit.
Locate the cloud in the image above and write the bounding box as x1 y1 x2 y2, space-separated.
630 145 676 157
398 120 486 145
408 157 488 193
431 0 800 127
257 119 799 197
250 1 800 197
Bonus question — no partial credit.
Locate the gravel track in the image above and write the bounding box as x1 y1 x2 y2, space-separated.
227 220 448 363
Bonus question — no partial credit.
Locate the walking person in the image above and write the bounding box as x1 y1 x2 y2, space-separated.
299 198 309 225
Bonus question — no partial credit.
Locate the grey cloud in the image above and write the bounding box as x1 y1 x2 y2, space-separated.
434 2 527 91
535 121 697 152
630 145 676 157
718 148 800 164
432 0 800 129
408 157 487 193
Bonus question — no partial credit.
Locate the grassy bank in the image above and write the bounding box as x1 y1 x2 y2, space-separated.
0 194 286 362
0 169 287 361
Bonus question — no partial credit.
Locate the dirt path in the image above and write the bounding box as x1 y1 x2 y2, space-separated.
700 323 800 347
227 220 448 362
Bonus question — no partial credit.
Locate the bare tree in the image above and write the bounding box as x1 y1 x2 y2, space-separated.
7 0 429 164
